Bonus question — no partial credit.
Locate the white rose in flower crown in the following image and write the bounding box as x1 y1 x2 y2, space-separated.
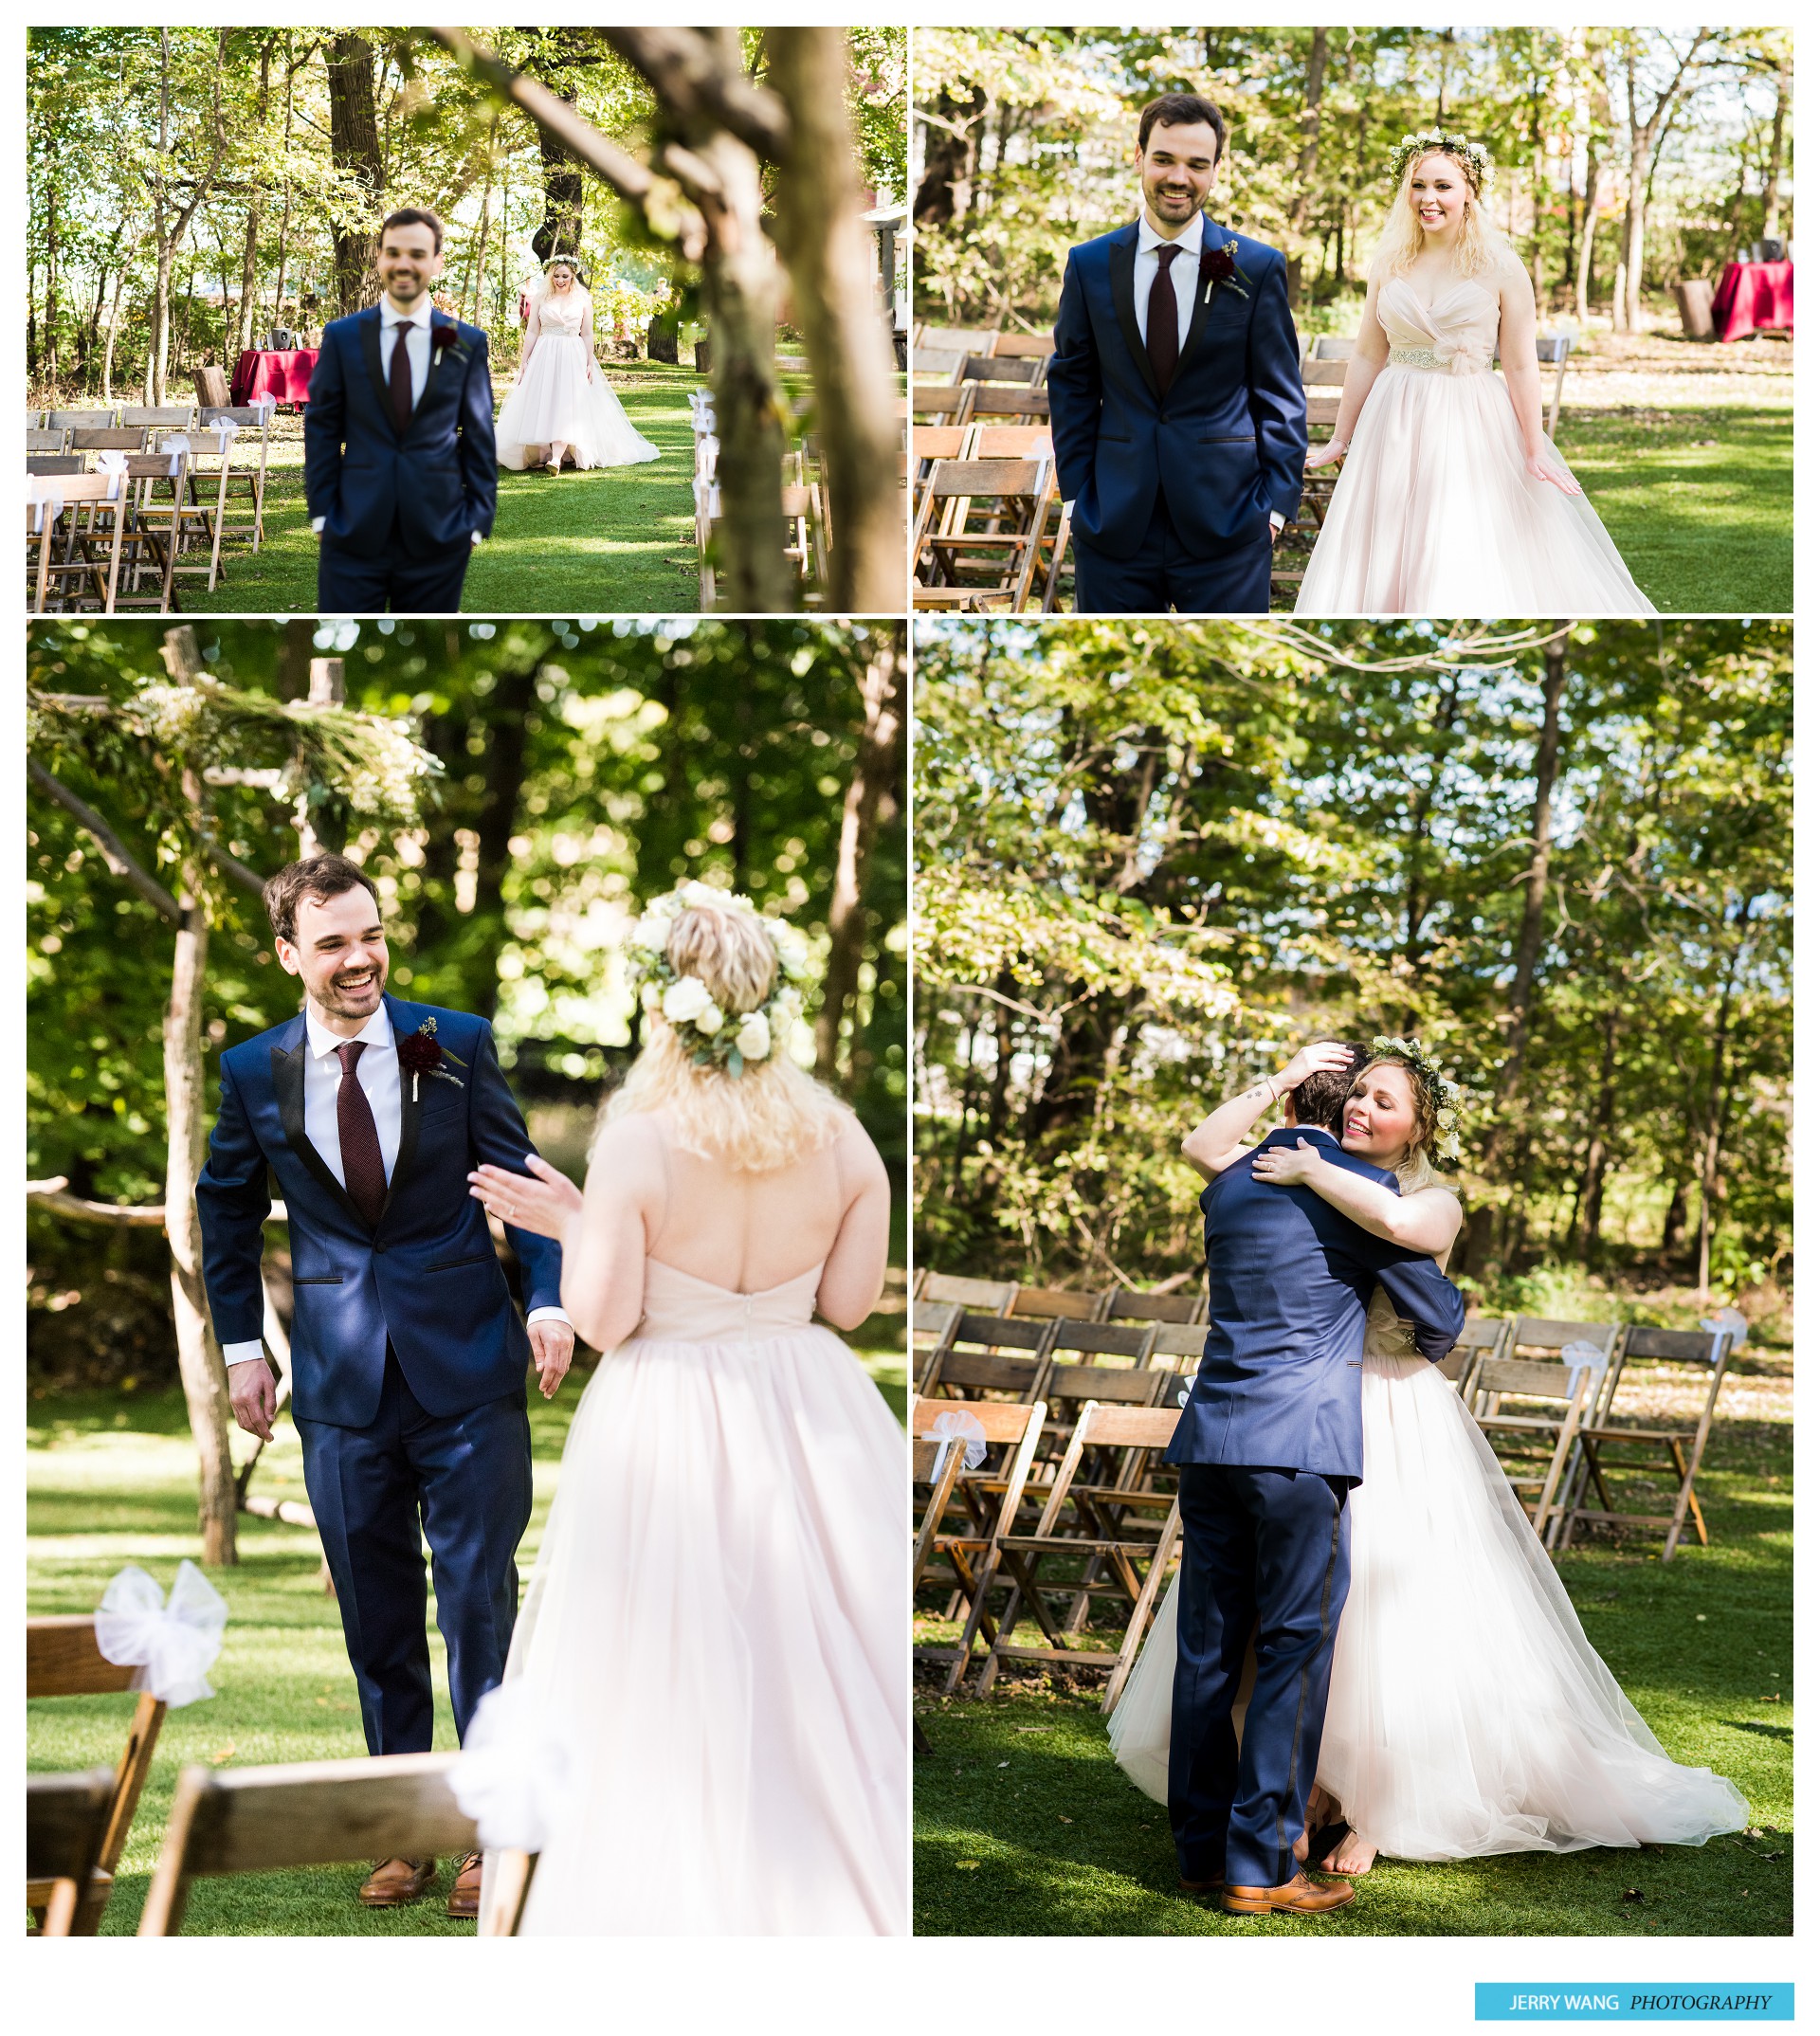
694 1002 724 1037
662 976 713 1026
735 1011 771 1062
630 915 667 954
773 986 804 1027
640 981 663 1011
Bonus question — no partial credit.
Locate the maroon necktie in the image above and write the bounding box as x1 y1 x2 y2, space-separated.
336 1041 389 1229
1148 243 1182 395
388 320 414 435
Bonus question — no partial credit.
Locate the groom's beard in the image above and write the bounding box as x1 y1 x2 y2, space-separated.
315 959 389 1022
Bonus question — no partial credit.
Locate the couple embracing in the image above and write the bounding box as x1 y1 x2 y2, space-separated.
1110 1041 1745 1914
1049 93 1654 615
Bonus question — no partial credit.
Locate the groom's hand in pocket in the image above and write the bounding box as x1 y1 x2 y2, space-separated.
528 1318 575 1400
228 1358 278 1443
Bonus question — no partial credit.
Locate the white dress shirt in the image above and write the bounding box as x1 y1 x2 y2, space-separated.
222 1003 568 1368
1134 209 1203 356
310 293 483 545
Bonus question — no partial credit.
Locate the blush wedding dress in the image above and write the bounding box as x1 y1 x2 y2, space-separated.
1108 1289 1748 1859
1294 274 1656 616
494 291 661 472
463 1173 907 1934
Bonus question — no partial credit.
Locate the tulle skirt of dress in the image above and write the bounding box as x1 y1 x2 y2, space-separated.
1108 1353 1747 1859
487 1269 909 1935
1294 363 1656 617
495 330 661 470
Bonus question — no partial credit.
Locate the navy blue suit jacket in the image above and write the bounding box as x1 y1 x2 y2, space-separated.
1047 219 1307 561
303 306 498 558
1166 1126 1465 1482
196 995 561 1427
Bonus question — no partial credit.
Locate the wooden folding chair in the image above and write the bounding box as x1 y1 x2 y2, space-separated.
138 1751 481 1935
1536 332 1572 439
112 449 190 610
1006 1282 1102 1323
918 325 1001 357
1469 1353 1596 1540
959 352 1044 387
988 332 1052 364
192 404 273 584
1503 1318 1625 1424
917 1307 1058 1402
47 408 118 431
29 472 128 613
26 407 47 429
968 1402 1183 1703
27 1615 170 1934
913 457 1054 610
1438 1315 1511 1394
120 404 199 444
1556 1323 1736 1560
910 380 975 427
911 345 967 384
26 427 67 456
27 1769 119 1936
966 384 1049 425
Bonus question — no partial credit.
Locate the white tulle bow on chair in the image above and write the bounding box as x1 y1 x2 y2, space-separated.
450 1676 576 1853
94 1561 228 1707
924 1407 988 1481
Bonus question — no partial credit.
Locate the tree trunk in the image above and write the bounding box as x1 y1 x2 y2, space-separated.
1762 62 1788 239
272 62 296 318
159 627 238 1566
326 33 385 314
1575 1009 1620 1264
767 27 905 612
1695 893 1760 1292
45 183 60 391
296 658 347 856
1283 27 1329 302
236 40 272 354
1574 144 1601 324
815 629 902 1082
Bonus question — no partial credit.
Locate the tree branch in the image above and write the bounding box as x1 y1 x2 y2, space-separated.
27 1178 290 1227
27 758 183 923
599 27 792 159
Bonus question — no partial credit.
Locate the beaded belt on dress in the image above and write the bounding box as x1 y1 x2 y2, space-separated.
1387 344 1486 373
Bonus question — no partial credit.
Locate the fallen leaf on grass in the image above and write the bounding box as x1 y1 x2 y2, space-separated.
1059 1816 1073 1824
956 1860 980 1871
209 1745 236 1766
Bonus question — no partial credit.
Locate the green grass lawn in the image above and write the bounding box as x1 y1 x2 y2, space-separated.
915 1406 1792 1937
27 1321 904 1936
181 364 705 616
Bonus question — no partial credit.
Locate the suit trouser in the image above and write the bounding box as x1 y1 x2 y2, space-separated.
296 1348 533 1755
1071 491 1274 614
318 535 472 613
1168 1463 1351 1888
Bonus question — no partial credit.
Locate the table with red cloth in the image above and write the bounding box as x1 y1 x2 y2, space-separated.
229 348 319 408
1708 261 1793 343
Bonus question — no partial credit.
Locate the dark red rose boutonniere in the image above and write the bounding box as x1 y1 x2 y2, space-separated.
428 322 469 374
1199 239 1249 304
397 1016 465 1100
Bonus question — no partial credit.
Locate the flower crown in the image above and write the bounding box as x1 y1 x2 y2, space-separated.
1368 1035 1464 1162
1390 129 1491 194
624 882 811 1079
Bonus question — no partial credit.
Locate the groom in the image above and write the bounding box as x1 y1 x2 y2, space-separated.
303 209 498 612
196 854 573 1916
1166 1044 1464 1915
1047 93 1307 613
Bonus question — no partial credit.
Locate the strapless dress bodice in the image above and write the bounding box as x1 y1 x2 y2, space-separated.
1376 276 1498 374
1362 1285 1429 1372
536 298 588 338
635 1259 824 1343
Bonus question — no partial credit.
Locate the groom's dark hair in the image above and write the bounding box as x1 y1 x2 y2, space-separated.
264 853 382 946
1287 1041 1368 1137
381 207 445 254
1137 92 1227 165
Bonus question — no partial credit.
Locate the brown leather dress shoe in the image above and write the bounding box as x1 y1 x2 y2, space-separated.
358 1856 436 1907
446 1851 483 1920
1222 1870 1356 1918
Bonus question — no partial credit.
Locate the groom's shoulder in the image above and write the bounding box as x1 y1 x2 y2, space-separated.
387 995 488 1042
1228 228 1286 274
1070 223 1133 265
320 308 372 340
220 1013 300 1072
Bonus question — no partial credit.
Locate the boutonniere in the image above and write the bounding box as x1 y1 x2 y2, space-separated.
397 1016 466 1100
428 323 469 370
1200 240 1249 304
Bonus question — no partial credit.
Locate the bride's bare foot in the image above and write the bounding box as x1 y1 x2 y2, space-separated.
1322 1829 1376 1876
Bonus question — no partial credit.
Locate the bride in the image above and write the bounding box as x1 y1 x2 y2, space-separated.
495 257 661 474
1295 132 1655 615
1110 1038 1746 1870
456 884 906 1934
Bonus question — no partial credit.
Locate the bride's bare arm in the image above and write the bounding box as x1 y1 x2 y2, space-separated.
1181 1040 1357 1182
1249 1136 1462 1254
815 1114 890 1331
1496 260 1581 496
1305 277 1390 469
580 302 595 382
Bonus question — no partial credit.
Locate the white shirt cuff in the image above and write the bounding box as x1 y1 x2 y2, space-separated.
471 529 484 546
1269 510 1285 533
526 1307 571 1329
310 516 325 533
223 1341 267 1368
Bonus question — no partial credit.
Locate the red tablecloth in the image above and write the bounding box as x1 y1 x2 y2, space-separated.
1708 261 1793 342
230 348 319 408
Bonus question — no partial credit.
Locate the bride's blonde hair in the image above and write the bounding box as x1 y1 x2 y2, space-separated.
599 895 847 1173
1370 149 1506 282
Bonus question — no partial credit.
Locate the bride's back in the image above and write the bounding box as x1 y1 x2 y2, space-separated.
645 1121 850 1293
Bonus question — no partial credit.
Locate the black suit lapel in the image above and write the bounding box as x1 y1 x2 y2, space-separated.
1175 219 1224 376
271 1030 368 1229
358 307 399 442
1108 225 1161 401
